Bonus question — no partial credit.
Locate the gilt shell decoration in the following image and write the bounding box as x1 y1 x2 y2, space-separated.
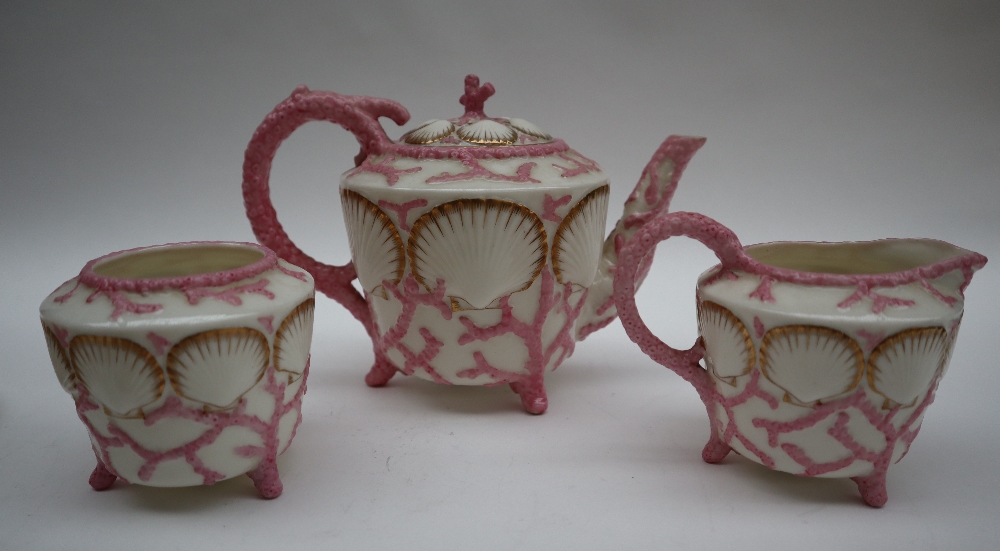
274 298 315 383
43 325 76 393
342 189 405 298
551 185 610 289
166 328 269 410
867 327 948 408
401 119 456 145
760 325 864 406
70 335 164 417
408 199 547 310
698 301 755 385
456 119 518 145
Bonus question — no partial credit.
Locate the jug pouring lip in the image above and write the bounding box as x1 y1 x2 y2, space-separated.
729 237 987 289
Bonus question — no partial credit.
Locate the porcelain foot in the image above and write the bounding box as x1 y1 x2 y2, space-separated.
510 380 548 415
701 433 731 464
851 471 888 508
88 461 117 491
365 356 397 387
247 457 283 499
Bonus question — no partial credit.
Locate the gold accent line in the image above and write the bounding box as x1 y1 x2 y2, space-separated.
43 324 75 390
866 326 948 408
165 327 269 408
273 298 315 377
759 325 865 406
342 189 405 288
70 334 164 417
407 198 548 296
551 185 610 285
698 300 755 384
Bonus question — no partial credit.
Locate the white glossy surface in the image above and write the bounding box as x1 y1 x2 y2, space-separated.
2 2 999 549
39 249 316 485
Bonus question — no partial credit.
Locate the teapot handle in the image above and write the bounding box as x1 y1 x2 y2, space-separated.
242 86 410 328
612 211 747 390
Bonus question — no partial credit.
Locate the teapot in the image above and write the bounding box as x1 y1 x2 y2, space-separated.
243 75 704 413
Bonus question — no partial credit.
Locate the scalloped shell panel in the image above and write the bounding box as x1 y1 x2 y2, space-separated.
408 199 547 309
342 189 405 297
43 325 75 393
166 328 269 409
456 119 517 145
552 185 609 288
698 301 755 383
71 335 164 416
760 326 864 405
867 327 947 408
274 299 315 381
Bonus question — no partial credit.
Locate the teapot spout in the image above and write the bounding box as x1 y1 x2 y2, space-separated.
576 135 706 339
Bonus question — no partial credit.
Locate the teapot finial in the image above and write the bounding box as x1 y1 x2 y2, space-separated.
459 74 495 117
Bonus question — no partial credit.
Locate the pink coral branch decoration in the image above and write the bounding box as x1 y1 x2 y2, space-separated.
378 198 428 231
542 194 572 223
75 364 308 498
349 154 422 186
183 278 275 306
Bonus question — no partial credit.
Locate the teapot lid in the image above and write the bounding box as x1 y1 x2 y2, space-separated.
398 75 554 147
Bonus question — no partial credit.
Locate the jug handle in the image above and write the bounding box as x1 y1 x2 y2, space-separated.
612 211 748 391
242 86 410 329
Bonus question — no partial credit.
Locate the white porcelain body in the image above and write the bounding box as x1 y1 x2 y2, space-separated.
696 241 969 478
39 242 315 491
242 74 707 413
342 150 609 386
613 211 987 506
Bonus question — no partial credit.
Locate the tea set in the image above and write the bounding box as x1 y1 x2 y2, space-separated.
40 75 987 507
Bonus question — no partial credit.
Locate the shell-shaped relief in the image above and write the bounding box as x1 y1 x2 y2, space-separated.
342 189 405 299
867 327 948 409
166 328 269 410
507 118 552 140
408 199 547 311
43 325 75 393
274 299 315 383
401 119 456 144
456 119 517 145
70 335 164 417
552 186 610 289
698 302 755 386
760 326 864 406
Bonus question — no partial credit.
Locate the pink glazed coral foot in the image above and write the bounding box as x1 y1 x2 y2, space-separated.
852 471 888 508
247 457 283 499
365 356 398 387
88 461 118 491
701 433 731 464
510 380 548 415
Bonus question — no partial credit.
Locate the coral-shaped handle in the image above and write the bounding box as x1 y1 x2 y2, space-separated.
242 86 409 329
613 211 745 388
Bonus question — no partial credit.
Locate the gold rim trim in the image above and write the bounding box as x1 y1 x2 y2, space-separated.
698 301 755 386
551 185 610 286
166 327 269 408
406 198 548 297
759 325 865 406
70 334 164 417
274 298 315 382
341 188 405 292
867 326 948 409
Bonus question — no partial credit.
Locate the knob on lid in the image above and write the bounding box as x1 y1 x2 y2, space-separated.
399 75 553 147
